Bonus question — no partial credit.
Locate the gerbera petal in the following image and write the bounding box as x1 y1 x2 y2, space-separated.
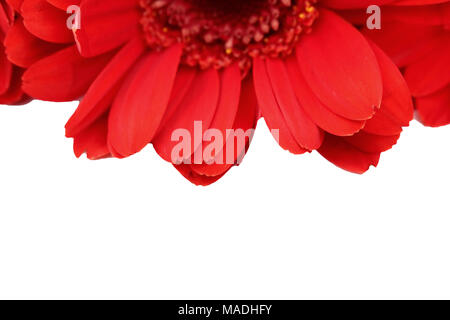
75 0 141 57
0 42 12 94
153 68 220 163
65 37 146 137
47 0 80 11
296 9 382 121
189 73 258 178
322 0 396 9
380 2 450 26
5 0 22 12
22 45 113 101
108 44 182 158
173 164 226 186
21 0 74 43
416 85 450 127
362 40 414 136
343 132 401 154
186 63 241 167
5 18 65 68
318 134 381 174
253 57 307 155
284 56 365 136
73 113 110 160
156 66 197 125
0 67 26 104
265 57 324 151
404 39 450 97
0 1 13 34
363 22 442 68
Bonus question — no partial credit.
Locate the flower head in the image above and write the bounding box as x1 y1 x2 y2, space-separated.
6 0 430 185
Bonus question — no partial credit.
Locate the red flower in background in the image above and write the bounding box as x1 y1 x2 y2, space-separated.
352 1 450 127
0 0 26 104
5 0 430 185
4 0 112 102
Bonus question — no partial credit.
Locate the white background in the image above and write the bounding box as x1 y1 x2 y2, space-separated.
0 100 449 300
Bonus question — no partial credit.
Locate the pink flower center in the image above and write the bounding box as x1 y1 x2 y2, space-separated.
140 0 318 72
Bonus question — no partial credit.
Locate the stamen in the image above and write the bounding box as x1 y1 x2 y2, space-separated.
140 0 319 72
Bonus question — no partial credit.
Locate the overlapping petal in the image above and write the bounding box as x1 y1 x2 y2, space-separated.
362 1 450 127
2 0 443 185
1 0 26 104
253 8 413 173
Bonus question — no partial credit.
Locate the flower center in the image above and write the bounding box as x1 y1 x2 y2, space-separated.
140 0 318 72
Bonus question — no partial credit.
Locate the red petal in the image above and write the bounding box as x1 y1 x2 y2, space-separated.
21 0 74 43
108 44 182 158
362 40 414 136
73 113 110 160
5 18 64 68
173 164 226 186
0 42 12 94
23 45 113 101
190 73 258 178
404 39 450 97
344 131 401 153
75 0 140 57
65 37 145 137
285 56 365 136
187 63 241 168
416 85 450 127
296 9 382 120
265 57 324 151
253 57 307 155
318 134 380 174
153 68 220 163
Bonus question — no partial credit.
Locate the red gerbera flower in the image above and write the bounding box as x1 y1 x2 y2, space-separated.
0 0 26 104
8 0 424 185
361 2 450 127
